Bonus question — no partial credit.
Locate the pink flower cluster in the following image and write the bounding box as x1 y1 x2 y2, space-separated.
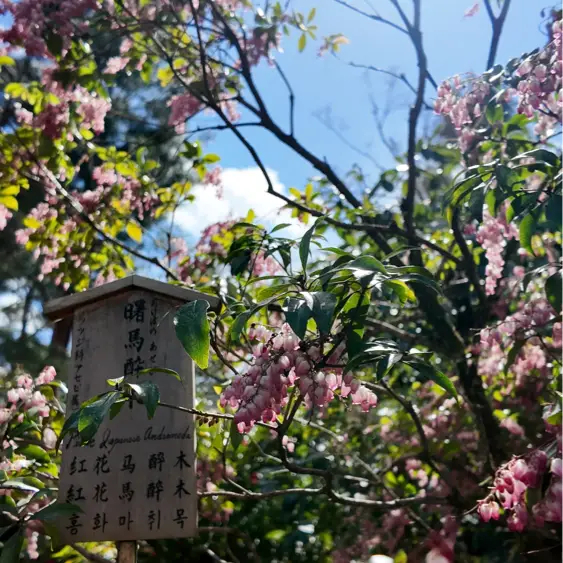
475 205 519 295
220 323 377 433
434 75 491 152
0 204 12 231
0 0 98 58
513 18 562 137
478 449 562 531
13 69 112 139
3 367 56 420
167 93 202 134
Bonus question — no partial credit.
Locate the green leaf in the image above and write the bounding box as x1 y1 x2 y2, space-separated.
0 480 39 493
266 529 286 542
342 256 387 275
107 376 124 386
29 502 82 523
546 195 562 229
394 551 408 563
545 270 562 314
109 399 127 420
307 7 316 22
0 529 23 563
515 148 559 167
299 222 317 272
519 213 536 254
137 367 181 381
270 223 293 233
298 34 307 52
17 445 49 464
78 392 120 443
408 361 458 398
284 297 312 339
383 279 415 303
256 283 292 302
203 153 221 163
230 420 243 452
303 291 336 334
228 312 251 345
126 221 143 243
56 409 81 450
127 381 160 419
174 300 210 369
485 101 503 125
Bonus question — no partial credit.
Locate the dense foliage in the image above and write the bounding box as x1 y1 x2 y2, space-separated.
0 1 561 562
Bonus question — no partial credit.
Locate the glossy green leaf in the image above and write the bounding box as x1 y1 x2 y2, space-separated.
408 361 458 398
78 392 120 444
519 213 536 254
174 300 210 369
137 367 181 381
29 502 82 522
284 297 312 339
17 445 49 465
127 381 160 419
0 529 23 563
299 222 316 272
545 270 562 314
303 291 337 334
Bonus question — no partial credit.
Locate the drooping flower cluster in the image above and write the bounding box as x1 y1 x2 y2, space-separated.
435 14 562 149
475 205 519 295
513 17 562 137
477 445 562 531
220 323 377 432
197 460 235 523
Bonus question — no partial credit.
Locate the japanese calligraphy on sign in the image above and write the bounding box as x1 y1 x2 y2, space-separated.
44 277 219 542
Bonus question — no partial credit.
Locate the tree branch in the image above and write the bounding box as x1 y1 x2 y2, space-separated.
484 0 513 70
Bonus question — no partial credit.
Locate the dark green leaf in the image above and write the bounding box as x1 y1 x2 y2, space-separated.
519 213 536 254
29 502 82 522
256 283 292 302
545 270 562 314
546 195 562 229
284 297 312 339
127 381 160 419
0 529 23 563
270 223 293 233
376 353 404 379
408 361 458 398
299 222 316 272
229 312 251 345
514 148 559 167
230 421 243 452
78 392 120 444
137 367 181 382
344 256 387 275
56 409 80 450
304 291 337 334
174 300 210 369
109 399 127 420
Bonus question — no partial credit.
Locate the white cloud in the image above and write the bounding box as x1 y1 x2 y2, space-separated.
174 167 308 239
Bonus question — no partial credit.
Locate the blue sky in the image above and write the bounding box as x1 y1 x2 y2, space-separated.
198 0 548 191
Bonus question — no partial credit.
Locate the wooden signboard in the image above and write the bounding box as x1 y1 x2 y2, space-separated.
44 276 219 543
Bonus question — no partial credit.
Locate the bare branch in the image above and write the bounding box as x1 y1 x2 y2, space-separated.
333 0 408 34
484 0 513 69
273 60 295 136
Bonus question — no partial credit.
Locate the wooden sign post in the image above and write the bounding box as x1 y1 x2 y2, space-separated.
45 276 219 551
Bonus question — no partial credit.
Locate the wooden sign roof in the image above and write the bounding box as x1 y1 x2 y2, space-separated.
44 275 221 320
